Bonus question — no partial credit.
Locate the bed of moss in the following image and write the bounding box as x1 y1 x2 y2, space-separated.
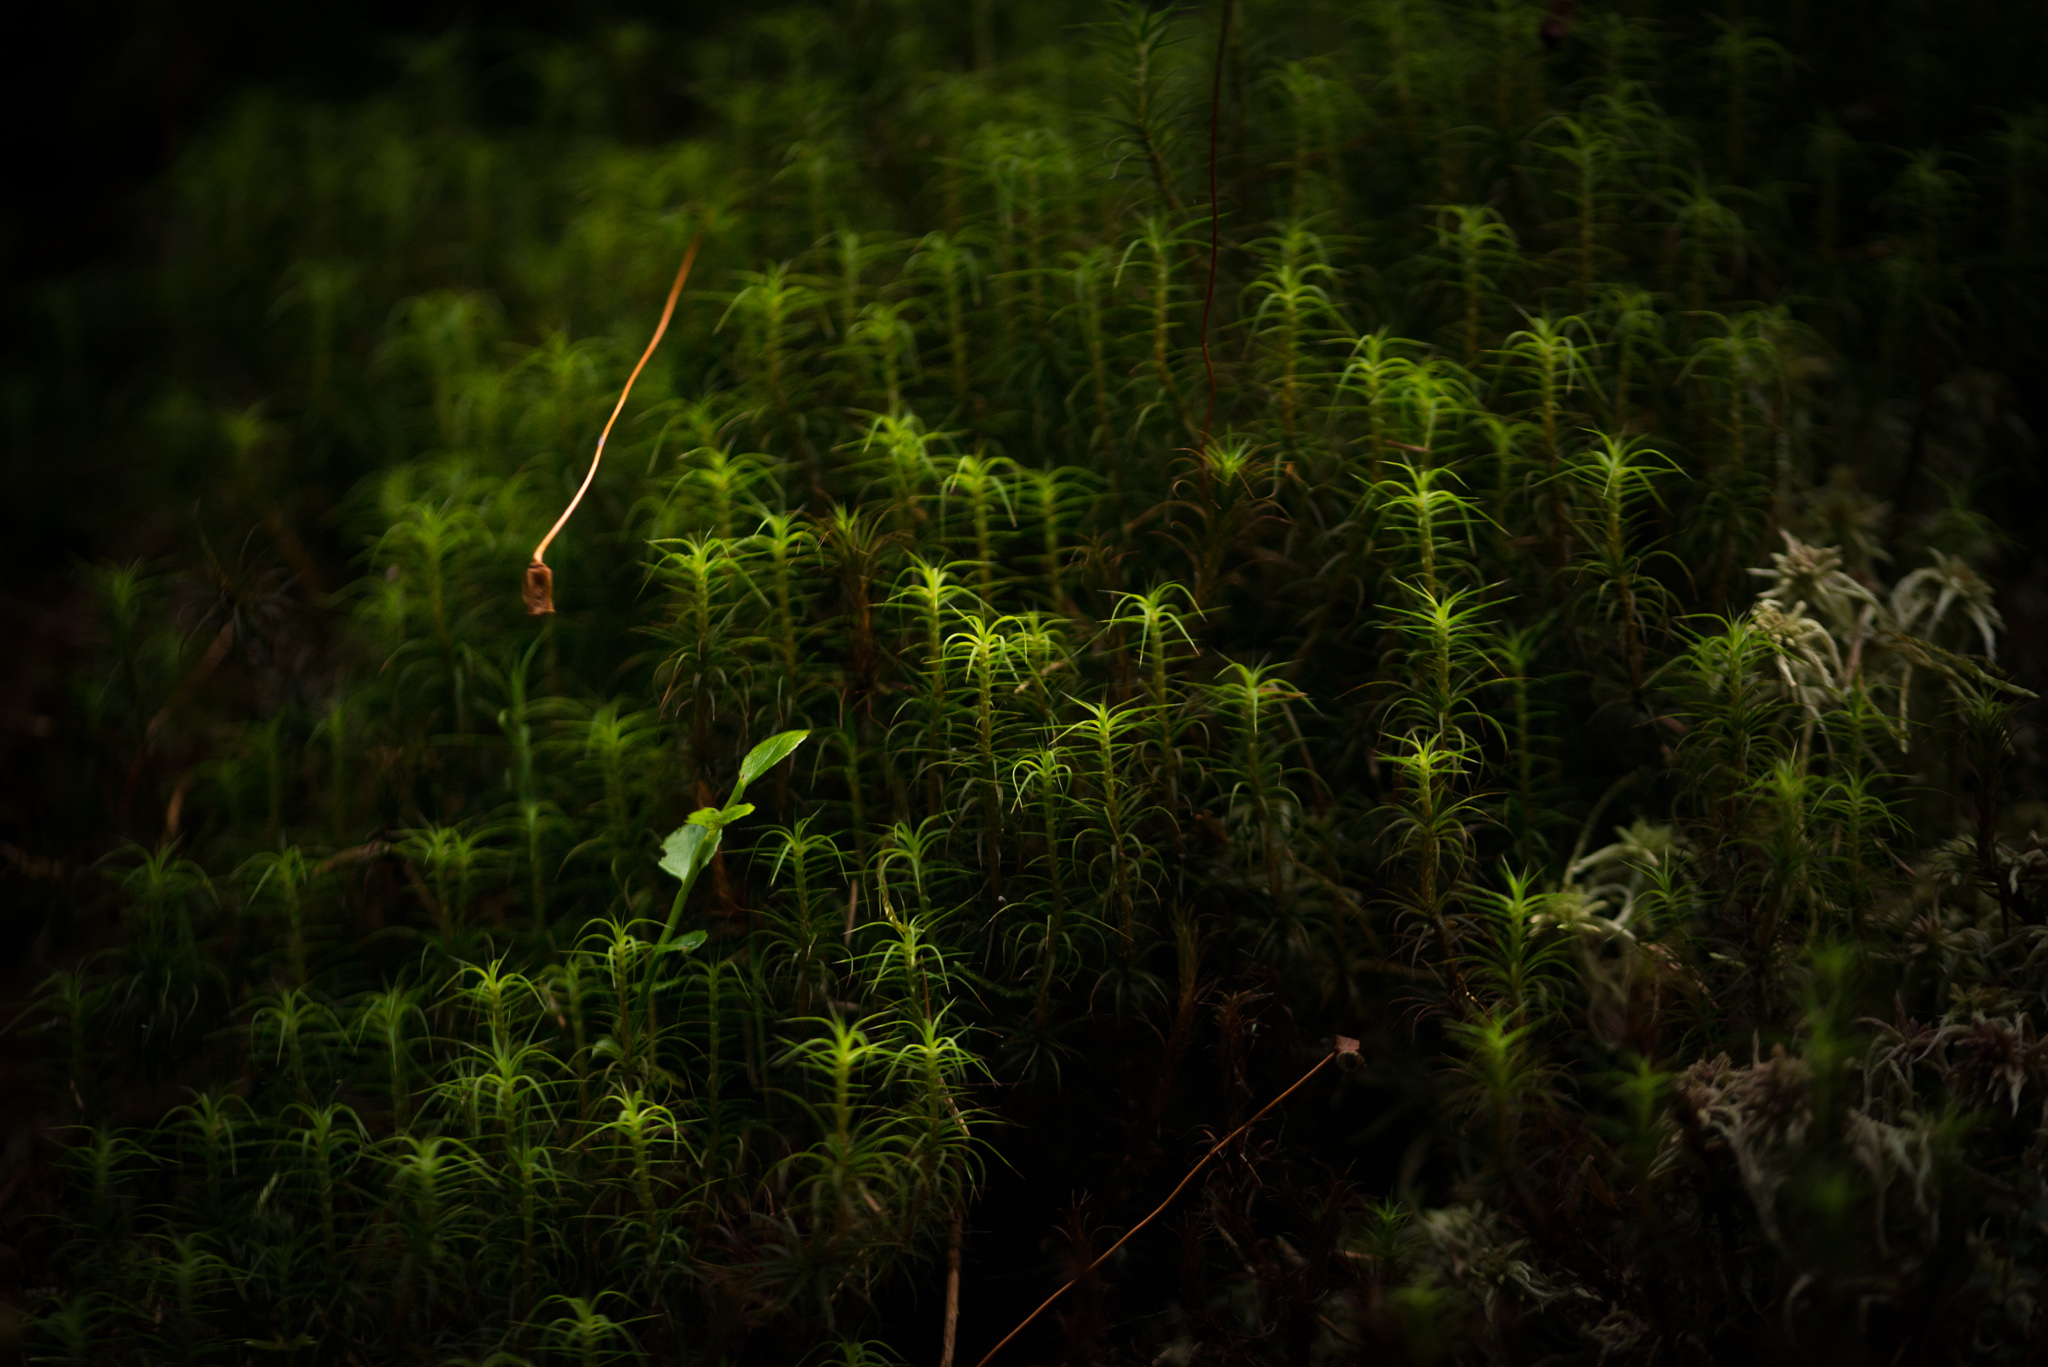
6 3 2048 1363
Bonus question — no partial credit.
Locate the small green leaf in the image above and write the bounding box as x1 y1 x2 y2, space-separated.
734 729 811 796
683 801 756 829
659 824 715 882
674 928 707 953
658 825 724 946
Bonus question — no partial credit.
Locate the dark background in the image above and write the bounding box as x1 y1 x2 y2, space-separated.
6 2 593 296
2 0 732 585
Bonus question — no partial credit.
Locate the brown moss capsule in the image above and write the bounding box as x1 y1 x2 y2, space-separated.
522 560 555 616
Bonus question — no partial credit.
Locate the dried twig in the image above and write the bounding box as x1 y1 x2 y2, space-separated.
122 618 237 823
940 1207 964 1367
973 1035 1356 1367
525 234 703 614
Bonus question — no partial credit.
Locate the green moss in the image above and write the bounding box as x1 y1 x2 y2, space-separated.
13 2 2048 1362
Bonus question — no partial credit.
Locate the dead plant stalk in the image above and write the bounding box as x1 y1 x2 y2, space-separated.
973 1036 1356 1367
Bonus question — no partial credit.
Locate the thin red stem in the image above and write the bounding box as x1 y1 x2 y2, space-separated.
973 1042 1344 1367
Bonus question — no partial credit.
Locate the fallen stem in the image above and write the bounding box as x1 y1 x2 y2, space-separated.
122 618 236 823
940 1206 964 1367
974 1035 1356 1367
525 233 703 614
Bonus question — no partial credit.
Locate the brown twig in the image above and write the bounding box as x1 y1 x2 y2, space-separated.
940 1207 964 1367
121 618 236 825
315 842 390 875
525 234 703 614
163 769 199 842
973 1035 1356 1367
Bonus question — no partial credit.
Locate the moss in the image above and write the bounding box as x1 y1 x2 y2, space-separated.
10 3 2048 1363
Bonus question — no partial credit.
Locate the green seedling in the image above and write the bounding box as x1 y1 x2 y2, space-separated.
657 729 811 945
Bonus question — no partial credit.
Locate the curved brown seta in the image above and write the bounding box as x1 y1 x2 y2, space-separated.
525 233 703 615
